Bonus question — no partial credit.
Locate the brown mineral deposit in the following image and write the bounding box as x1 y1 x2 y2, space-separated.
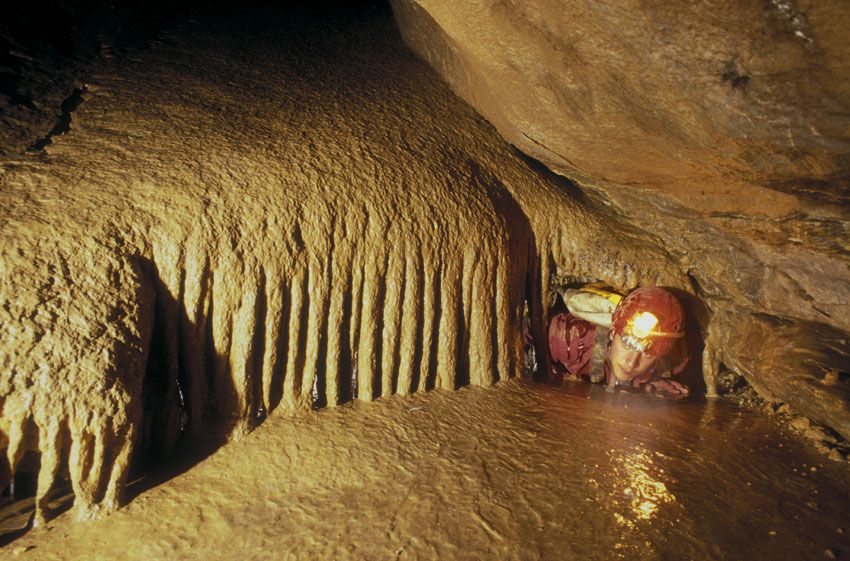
0 0 848 541
2 6 626 520
1 381 850 561
391 0 850 441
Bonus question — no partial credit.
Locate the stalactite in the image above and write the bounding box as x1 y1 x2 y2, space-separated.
323 254 349 407
380 249 404 398
397 249 423 395
1 165 693 527
303 258 330 408
436 261 459 391
0 10 694 524
262 272 288 414
231 273 260 425
357 253 384 401
283 270 308 410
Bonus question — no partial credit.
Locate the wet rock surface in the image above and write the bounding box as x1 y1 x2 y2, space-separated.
4 380 850 561
1 3 693 520
389 0 850 212
0 0 849 540
0 4 536 519
390 0 850 437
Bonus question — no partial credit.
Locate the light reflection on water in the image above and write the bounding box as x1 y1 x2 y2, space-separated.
611 446 675 526
530 380 850 560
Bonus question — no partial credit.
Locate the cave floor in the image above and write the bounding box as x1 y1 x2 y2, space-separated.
2 3 849 560
3 380 850 561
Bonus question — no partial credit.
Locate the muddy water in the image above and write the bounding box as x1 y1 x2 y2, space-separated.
2 3 847 559
2 379 848 560
523 382 850 560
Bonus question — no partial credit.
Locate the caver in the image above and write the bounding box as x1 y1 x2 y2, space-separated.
548 285 689 398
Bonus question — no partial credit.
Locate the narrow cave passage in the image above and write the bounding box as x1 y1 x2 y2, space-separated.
1 1 849 559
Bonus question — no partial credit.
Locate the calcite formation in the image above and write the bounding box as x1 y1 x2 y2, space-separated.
0 0 848 526
0 7 685 522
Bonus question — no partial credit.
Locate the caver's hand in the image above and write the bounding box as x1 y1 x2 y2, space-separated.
642 378 689 399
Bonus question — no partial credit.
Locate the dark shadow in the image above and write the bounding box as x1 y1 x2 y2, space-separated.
116 256 242 510
372 255 389 400
124 420 231 505
454 279 471 390
424 270 442 391
337 267 355 404
251 267 269 422
0 452 74 545
26 86 87 152
511 149 588 203
665 286 710 400
408 249 426 393
267 279 291 413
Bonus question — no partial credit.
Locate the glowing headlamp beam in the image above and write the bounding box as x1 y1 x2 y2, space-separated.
629 312 659 340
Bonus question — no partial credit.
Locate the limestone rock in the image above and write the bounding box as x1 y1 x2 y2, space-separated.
390 0 850 435
390 0 850 215
1 0 849 523
0 7 670 519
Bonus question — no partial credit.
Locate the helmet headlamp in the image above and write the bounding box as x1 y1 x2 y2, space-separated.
621 311 659 353
629 312 659 339
621 310 684 354
611 287 686 357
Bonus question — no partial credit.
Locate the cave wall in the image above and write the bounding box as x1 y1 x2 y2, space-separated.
0 7 686 521
389 0 850 434
390 0 850 212
1 0 849 525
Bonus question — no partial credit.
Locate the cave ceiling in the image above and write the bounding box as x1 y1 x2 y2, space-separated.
391 0 850 213
0 0 848 523
391 0 850 433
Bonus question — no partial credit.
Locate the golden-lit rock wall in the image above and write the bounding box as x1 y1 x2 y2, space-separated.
0 9 682 521
390 0 850 435
390 0 850 214
1 1 849 525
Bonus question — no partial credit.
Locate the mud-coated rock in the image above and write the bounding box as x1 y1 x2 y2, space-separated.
1 6 674 519
390 0 850 437
2 1 850 524
390 0 850 215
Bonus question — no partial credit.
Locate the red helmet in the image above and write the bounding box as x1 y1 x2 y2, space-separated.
611 287 685 356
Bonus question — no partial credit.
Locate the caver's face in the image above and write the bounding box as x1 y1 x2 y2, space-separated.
608 332 659 382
